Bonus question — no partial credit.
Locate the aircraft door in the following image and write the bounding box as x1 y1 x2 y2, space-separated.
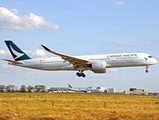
139 54 143 60
35 60 39 66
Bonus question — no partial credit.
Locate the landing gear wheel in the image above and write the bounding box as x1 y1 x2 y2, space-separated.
81 73 86 77
76 72 86 77
76 72 81 77
145 66 149 73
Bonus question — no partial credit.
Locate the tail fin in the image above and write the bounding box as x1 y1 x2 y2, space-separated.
5 40 31 61
68 84 73 88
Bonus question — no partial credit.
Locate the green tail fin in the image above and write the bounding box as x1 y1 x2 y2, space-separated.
5 40 31 61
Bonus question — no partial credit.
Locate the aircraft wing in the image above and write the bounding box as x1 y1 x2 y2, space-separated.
41 45 90 69
2 59 23 64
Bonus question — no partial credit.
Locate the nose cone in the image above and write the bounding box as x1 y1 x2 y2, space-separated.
154 59 158 64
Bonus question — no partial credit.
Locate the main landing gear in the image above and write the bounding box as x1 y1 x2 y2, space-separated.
76 72 86 77
145 66 148 73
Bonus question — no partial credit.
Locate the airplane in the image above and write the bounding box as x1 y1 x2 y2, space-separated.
2 40 158 77
68 84 86 92
68 84 106 93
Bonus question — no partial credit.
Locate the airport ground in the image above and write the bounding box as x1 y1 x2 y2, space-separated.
0 93 159 120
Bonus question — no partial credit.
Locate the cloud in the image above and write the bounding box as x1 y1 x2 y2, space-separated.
0 50 7 55
0 47 49 59
0 50 11 58
102 41 152 47
16 3 23 5
32 49 47 57
0 35 13 38
114 1 124 5
11 9 18 14
0 7 60 31
1 65 10 68
21 46 29 50
0 50 13 60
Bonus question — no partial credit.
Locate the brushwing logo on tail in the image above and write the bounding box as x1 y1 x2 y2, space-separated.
9 44 24 59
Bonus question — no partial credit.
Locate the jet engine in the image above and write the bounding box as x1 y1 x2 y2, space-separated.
90 61 107 73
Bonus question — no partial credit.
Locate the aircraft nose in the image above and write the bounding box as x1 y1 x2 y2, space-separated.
154 59 158 64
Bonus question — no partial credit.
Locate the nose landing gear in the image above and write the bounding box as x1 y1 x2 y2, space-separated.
145 66 148 73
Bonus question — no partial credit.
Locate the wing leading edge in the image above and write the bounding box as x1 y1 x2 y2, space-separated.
41 45 90 69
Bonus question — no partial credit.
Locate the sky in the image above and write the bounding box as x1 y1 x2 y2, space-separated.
0 0 159 92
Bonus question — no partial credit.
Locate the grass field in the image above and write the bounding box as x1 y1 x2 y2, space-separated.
0 93 159 120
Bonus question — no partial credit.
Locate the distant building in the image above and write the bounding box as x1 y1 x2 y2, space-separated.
124 88 148 95
2 87 14 92
87 86 107 93
2 87 7 92
153 93 159 96
107 88 115 93
25 87 48 92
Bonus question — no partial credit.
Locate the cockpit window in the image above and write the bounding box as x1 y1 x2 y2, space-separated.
148 56 153 58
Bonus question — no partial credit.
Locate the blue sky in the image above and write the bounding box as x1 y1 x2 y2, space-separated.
0 0 159 92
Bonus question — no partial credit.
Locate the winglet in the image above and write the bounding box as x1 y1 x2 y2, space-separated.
41 45 50 51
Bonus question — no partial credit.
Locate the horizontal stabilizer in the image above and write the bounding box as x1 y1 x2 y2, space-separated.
2 59 23 64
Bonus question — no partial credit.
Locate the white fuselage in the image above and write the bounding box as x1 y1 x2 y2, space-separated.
68 86 106 93
11 53 157 72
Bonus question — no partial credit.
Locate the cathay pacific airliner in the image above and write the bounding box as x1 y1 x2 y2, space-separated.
3 41 157 77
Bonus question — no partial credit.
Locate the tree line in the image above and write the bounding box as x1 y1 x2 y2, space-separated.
0 85 47 92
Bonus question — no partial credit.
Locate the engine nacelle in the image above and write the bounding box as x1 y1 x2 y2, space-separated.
91 61 107 73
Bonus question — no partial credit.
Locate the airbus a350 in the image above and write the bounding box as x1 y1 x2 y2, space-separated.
3 41 157 77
